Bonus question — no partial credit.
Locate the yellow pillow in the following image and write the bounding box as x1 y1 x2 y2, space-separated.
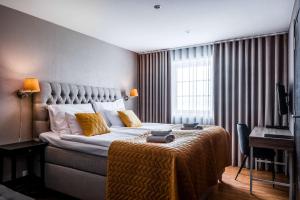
75 113 110 136
118 110 142 127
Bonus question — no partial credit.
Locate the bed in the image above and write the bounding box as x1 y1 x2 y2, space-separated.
33 81 230 200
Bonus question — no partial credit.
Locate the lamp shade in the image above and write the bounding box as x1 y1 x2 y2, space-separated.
130 88 138 97
23 78 40 92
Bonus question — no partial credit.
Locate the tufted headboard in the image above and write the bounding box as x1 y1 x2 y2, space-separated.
33 81 122 138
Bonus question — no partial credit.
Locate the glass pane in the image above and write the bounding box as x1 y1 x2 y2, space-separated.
182 97 189 111
176 96 182 112
196 81 209 95
182 82 190 96
177 82 183 96
176 67 183 82
182 67 190 81
196 67 209 81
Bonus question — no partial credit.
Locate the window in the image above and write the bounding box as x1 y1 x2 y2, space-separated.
171 51 214 124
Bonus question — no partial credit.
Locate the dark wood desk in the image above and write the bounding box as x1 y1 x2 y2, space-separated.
249 127 294 200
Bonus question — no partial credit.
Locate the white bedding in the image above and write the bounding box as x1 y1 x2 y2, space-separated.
39 123 182 156
60 132 141 147
110 123 182 134
39 131 110 156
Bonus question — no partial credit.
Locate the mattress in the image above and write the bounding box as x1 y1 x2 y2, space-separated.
39 131 109 156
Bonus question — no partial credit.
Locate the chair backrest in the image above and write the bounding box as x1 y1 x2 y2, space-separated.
236 124 250 156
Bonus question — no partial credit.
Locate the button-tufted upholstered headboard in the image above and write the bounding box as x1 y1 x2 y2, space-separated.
33 81 122 138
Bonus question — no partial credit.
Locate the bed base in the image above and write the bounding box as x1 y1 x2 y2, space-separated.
44 162 223 200
45 163 106 200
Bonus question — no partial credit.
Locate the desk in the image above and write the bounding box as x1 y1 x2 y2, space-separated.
249 127 294 200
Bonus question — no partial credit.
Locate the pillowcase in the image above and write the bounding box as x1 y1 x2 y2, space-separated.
48 104 94 133
92 99 125 126
104 110 124 127
75 113 110 136
118 110 142 127
65 113 82 135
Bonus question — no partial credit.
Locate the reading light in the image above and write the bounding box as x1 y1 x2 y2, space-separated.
17 78 40 98
124 88 139 101
130 88 138 97
16 78 40 142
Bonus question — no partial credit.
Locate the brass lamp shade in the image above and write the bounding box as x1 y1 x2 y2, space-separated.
23 78 40 92
130 88 138 97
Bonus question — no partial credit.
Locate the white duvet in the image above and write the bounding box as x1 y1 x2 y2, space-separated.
60 132 140 147
40 123 182 155
59 123 181 147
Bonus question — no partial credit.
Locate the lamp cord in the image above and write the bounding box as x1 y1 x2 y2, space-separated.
18 98 23 142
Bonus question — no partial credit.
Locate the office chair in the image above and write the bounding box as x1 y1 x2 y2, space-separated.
235 124 276 184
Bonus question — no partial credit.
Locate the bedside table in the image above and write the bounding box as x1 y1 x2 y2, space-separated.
0 141 48 188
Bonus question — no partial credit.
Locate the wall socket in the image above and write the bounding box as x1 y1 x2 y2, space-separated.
22 170 28 177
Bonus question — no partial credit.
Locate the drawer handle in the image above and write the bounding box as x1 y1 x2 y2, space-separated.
292 115 300 118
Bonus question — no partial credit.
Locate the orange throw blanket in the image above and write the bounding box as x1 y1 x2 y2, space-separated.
106 126 231 200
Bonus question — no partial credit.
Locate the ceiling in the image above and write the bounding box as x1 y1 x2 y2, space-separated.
0 0 295 53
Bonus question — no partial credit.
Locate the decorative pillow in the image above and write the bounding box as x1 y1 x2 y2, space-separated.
75 113 110 136
48 104 94 134
118 110 142 127
104 110 124 127
92 99 125 126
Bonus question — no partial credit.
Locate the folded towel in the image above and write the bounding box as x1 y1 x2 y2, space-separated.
183 123 199 128
181 126 203 130
151 130 172 136
146 134 175 143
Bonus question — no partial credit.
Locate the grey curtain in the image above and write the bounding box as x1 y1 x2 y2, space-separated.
138 51 171 123
213 34 289 166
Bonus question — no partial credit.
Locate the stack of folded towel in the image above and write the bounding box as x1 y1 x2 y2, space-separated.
181 123 203 130
146 130 175 143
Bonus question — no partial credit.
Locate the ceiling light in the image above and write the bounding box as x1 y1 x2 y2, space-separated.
154 4 161 9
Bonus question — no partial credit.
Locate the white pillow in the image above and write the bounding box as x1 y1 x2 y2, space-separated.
93 99 125 112
92 99 125 126
104 110 124 127
65 113 82 135
48 104 94 134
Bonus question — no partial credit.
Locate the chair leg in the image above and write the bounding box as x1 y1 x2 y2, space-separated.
235 155 248 180
271 159 275 188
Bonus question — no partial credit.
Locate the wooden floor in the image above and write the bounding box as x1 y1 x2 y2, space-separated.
208 166 289 200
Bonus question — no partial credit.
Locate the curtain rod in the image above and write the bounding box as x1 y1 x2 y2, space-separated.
139 31 288 54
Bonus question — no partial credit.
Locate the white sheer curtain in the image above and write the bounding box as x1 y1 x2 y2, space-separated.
171 46 214 124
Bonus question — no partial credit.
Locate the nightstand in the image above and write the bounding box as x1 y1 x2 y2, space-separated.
0 141 47 192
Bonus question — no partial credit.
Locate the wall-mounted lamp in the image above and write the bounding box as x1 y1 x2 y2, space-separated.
130 88 138 97
16 78 40 142
17 78 40 98
124 88 138 101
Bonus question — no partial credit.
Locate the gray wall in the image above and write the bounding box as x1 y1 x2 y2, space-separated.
0 5 137 181
0 5 137 147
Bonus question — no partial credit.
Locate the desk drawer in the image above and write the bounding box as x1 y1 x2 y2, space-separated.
249 137 294 151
